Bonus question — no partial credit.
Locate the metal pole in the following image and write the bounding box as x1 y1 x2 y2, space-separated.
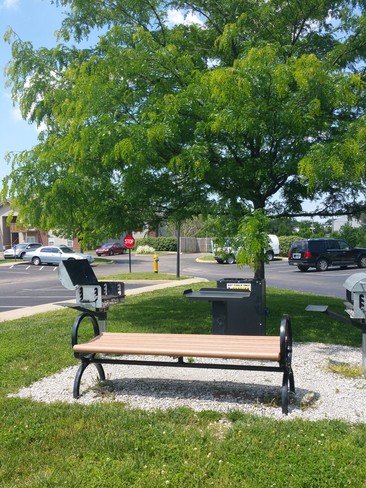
176 221 180 278
99 316 107 333
363 326 366 371
129 248 132 273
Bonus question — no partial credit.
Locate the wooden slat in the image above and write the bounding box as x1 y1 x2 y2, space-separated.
73 333 281 361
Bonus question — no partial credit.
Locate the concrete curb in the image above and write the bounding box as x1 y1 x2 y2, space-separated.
125 277 208 296
0 277 209 323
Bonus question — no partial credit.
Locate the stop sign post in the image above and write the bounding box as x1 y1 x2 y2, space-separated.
124 235 135 273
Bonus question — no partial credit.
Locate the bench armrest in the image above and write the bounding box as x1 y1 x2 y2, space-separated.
72 312 101 358
279 314 292 366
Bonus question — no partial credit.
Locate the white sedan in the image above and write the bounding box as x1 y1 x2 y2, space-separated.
23 245 94 266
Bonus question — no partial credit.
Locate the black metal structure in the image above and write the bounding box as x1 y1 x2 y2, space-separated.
184 278 266 335
217 278 266 335
183 288 249 334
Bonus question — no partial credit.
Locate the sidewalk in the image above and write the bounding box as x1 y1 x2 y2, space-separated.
0 277 208 323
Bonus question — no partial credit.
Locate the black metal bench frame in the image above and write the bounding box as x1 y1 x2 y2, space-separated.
71 313 295 414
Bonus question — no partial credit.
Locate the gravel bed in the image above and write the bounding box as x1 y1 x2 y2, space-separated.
10 342 366 423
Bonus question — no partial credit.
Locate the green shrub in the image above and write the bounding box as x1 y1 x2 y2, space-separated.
135 237 177 252
278 235 302 256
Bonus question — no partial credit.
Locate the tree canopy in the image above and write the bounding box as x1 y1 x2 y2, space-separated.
3 0 366 258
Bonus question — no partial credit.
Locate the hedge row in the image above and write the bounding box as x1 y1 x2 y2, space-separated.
135 237 177 252
278 235 301 256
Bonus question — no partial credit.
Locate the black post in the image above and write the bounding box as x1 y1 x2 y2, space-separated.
176 221 181 278
129 248 132 273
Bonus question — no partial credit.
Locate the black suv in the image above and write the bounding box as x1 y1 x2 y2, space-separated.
288 238 366 272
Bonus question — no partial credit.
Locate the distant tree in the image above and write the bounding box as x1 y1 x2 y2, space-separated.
332 223 366 247
266 218 297 236
166 215 207 237
295 220 329 238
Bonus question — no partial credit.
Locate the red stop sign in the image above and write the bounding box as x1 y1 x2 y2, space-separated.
124 235 135 248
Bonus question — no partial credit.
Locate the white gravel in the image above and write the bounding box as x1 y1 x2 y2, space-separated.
10 342 366 423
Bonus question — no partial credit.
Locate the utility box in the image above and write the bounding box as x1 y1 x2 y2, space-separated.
216 278 266 335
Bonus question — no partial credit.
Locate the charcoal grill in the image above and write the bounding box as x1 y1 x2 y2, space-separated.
58 259 125 332
344 272 366 320
306 272 366 370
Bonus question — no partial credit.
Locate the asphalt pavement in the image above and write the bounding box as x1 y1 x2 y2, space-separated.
0 276 208 323
1 252 363 321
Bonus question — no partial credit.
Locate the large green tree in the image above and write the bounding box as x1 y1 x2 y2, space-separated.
3 0 366 276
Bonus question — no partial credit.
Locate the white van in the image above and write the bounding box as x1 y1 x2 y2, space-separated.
213 234 280 264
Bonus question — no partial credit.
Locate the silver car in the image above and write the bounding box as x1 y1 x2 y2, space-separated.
3 247 16 259
23 245 94 266
3 243 42 259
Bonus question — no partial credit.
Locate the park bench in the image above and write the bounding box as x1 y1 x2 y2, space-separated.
71 313 295 414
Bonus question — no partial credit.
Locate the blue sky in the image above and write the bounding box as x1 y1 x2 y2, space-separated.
0 0 199 184
0 0 68 182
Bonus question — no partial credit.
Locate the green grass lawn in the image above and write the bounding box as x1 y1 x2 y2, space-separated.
1 284 366 487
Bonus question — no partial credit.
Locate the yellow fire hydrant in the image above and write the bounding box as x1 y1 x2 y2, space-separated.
153 254 159 273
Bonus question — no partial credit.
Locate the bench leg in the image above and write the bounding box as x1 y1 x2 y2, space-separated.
289 366 295 393
281 372 289 415
73 359 106 399
281 365 296 415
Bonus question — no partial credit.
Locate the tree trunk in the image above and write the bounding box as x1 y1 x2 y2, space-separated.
254 259 265 280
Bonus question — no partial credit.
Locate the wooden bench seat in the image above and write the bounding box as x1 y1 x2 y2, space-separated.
74 333 281 360
71 313 294 414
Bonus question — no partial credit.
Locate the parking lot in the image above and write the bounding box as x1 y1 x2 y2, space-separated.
0 253 363 315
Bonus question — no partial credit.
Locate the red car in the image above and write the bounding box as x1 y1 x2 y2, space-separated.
96 242 126 256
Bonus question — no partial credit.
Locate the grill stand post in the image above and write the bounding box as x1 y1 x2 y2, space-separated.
306 305 366 372
362 324 366 371
66 306 108 333
98 314 107 333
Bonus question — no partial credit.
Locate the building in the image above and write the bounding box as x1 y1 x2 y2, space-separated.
0 202 77 251
332 215 366 232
